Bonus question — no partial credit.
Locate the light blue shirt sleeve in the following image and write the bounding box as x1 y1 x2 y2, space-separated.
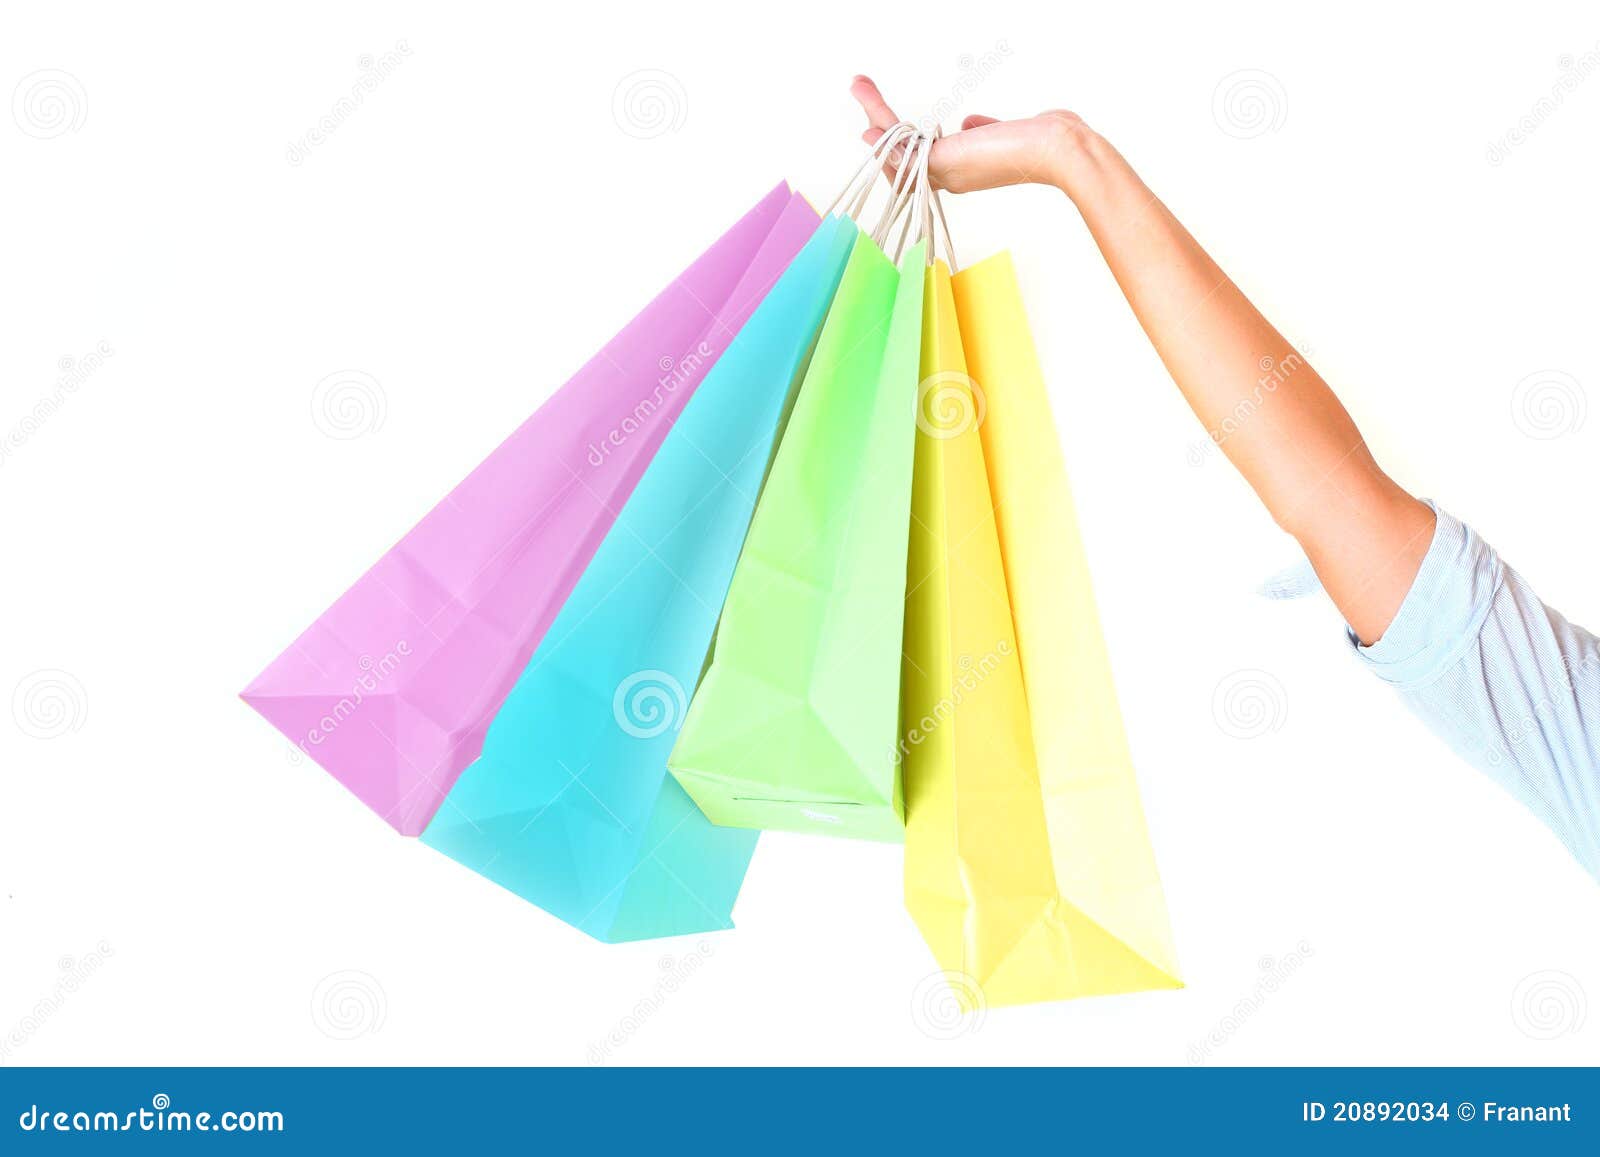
1350 501 1600 880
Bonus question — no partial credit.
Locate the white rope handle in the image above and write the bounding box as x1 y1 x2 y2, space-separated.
876 130 941 265
906 133 959 270
927 127 959 271
871 131 929 248
823 121 916 221
930 187 958 271
827 122 960 268
890 132 935 262
852 123 919 222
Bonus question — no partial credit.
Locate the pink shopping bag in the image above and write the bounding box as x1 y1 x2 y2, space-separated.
243 183 818 835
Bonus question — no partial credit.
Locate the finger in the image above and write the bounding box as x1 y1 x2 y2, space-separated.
850 75 899 131
961 114 1001 130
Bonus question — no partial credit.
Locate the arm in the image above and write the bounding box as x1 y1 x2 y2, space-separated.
853 78 1435 644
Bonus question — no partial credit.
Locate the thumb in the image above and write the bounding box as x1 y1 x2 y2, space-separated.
851 74 900 131
961 114 1001 130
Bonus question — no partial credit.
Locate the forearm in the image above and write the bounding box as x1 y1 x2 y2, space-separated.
1048 128 1434 643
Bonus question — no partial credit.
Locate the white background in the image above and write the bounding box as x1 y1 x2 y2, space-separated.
3 0 1597 1066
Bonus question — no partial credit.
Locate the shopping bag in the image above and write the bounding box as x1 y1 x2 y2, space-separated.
905 249 1180 1006
242 183 813 835
420 212 858 941
903 256 1061 1005
665 220 926 843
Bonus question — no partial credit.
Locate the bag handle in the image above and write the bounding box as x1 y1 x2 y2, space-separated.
855 124 922 224
829 123 961 268
871 131 929 248
865 127 960 269
883 132 934 257
927 128 959 271
823 121 918 222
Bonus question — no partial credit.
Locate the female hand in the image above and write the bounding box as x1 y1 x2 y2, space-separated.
849 75 1433 645
850 74 1091 194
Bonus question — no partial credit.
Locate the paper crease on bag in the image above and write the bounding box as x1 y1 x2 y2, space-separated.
903 252 1180 1007
420 211 857 942
667 236 926 843
242 184 810 836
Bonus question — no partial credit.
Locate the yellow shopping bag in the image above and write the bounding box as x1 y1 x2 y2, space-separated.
902 252 1181 1008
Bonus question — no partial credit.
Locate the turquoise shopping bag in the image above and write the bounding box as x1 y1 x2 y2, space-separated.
421 209 857 941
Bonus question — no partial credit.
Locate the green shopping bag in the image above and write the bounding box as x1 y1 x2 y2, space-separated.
668 217 927 842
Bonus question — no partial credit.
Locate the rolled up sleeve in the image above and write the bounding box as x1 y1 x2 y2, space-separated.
1349 502 1503 687
1346 501 1600 879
